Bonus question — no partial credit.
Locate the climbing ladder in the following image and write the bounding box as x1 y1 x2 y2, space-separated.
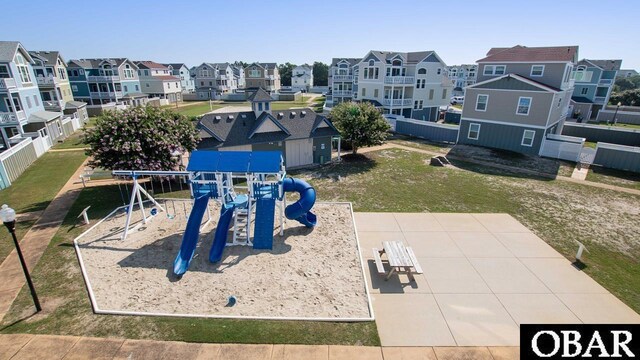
231 207 251 246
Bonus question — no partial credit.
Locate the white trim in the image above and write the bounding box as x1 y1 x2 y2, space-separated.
530 65 545 77
516 96 532 116
461 117 548 129
466 73 559 93
475 94 489 112
521 129 536 147
468 123 481 140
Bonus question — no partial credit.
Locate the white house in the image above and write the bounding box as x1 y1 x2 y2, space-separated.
291 64 313 92
135 61 182 103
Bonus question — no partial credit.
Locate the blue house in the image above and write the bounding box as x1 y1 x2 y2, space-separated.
570 59 621 121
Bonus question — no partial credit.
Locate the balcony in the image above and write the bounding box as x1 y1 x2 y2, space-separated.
90 91 124 99
383 98 413 107
333 90 353 96
333 75 354 81
0 78 17 91
0 110 26 124
87 75 121 82
598 78 613 85
384 76 415 84
44 100 64 111
594 96 607 104
36 76 59 86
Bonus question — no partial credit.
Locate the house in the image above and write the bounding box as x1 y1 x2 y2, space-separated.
164 63 195 93
0 41 68 149
570 59 621 121
446 64 477 96
616 69 638 79
193 62 245 100
459 45 578 155
291 64 313 92
354 50 454 120
67 58 148 108
244 63 281 93
135 61 182 103
231 64 245 89
196 88 340 168
327 58 360 107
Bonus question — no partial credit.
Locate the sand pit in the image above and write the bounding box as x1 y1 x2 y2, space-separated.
74 200 372 320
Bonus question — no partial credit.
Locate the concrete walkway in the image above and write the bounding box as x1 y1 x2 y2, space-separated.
0 334 521 359
0 159 88 322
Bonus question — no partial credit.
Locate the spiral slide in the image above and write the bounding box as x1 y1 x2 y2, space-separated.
282 177 317 228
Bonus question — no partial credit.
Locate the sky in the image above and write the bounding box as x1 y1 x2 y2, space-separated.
3 0 639 70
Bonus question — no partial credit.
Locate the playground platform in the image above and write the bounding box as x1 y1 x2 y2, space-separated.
356 212 640 347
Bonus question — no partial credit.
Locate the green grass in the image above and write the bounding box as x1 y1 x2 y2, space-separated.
589 121 640 130
586 166 640 190
51 117 99 150
172 102 227 117
0 185 379 346
0 151 87 261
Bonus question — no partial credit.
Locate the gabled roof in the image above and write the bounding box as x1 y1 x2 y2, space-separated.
467 73 560 93
29 51 64 66
578 59 622 71
331 58 360 67
65 101 87 108
359 50 441 65
478 45 578 63
247 88 273 102
311 116 338 133
164 63 187 70
0 41 34 63
135 61 169 70
245 62 278 70
67 58 136 69
248 112 290 138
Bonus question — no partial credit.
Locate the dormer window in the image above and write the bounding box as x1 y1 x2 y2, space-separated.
278 112 284 119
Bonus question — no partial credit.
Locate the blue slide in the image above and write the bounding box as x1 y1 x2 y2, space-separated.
209 195 248 263
282 177 317 228
173 195 210 276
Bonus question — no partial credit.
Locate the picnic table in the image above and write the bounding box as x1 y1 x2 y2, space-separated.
372 241 423 281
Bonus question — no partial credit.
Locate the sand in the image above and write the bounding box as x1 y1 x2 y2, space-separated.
75 200 371 319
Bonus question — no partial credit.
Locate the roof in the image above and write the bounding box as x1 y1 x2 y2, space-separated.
0 41 33 63
28 51 64 66
65 101 87 108
245 62 278 70
164 63 186 69
571 96 593 104
247 88 273 102
120 92 148 99
467 73 560 93
197 108 339 149
478 45 578 63
361 50 441 65
331 58 360 67
187 151 283 173
28 110 61 123
67 58 134 69
135 61 169 70
578 59 622 71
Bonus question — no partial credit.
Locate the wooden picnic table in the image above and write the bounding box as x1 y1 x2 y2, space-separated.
372 241 423 281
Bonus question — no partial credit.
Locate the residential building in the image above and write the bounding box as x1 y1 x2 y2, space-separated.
355 50 453 120
446 64 477 96
28 50 74 112
135 61 182 103
291 64 313 92
617 69 638 78
165 63 195 93
0 41 67 149
194 62 245 100
231 64 245 89
327 58 360 107
196 88 340 168
459 45 578 155
67 58 148 107
244 63 281 93
570 59 621 121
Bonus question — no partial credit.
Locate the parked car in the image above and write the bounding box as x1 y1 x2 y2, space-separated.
450 96 464 105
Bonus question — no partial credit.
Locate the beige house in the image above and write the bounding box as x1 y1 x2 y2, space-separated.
244 63 281 93
135 61 182 103
29 50 74 112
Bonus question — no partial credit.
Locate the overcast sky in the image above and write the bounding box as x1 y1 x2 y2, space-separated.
5 0 639 70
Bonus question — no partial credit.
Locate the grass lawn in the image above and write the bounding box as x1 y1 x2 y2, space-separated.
3 148 639 344
586 166 640 190
0 151 87 261
172 102 227 117
450 104 463 110
589 121 640 130
51 117 99 150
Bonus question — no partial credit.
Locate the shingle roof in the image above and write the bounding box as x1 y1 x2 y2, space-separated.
28 51 64 65
478 45 578 63
135 61 169 70
164 63 186 69
197 108 339 149
331 58 361 67
247 88 273 102
67 58 134 69
363 50 438 65
579 59 622 71
0 41 32 63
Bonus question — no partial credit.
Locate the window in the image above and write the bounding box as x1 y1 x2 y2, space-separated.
437 68 441 75
495 65 505 75
33 95 39 106
79 69 84 75
249 68 260 77
530 65 544 77
0 65 10 78
72 85 78 92
557 97 562 108
146 83 150 87
413 100 423 110
374 89 378 97
580 87 588 95
15 54 32 83
429 89 434 100
483 65 506 76
516 97 532 115
521 130 535 147
26 96 32 108
442 89 447 99
362 88 366 96
368 60 374 66
265 102 270 111
71 70 78 77
258 102 263 111
417 68 426 75
468 123 480 140
135 85 139 91
476 94 489 111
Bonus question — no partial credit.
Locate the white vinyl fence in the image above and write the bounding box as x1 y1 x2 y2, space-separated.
539 134 585 162
0 137 38 189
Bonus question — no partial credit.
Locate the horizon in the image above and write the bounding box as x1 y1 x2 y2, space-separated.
3 0 639 70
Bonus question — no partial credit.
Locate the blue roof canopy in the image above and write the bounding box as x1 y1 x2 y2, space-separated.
187 151 283 173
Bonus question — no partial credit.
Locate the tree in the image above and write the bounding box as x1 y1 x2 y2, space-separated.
313 61 329 86
233 60 248 69
84 106 199 171
277 62 296 86
614 78 636 92
329 102 390 155
609 89 640 106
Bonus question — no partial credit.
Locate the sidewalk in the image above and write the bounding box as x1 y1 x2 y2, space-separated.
0 334 519 359
0 159 88 322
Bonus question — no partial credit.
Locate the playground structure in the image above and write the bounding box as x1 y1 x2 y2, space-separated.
113 151 317 277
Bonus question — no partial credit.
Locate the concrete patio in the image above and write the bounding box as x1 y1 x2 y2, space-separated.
355 212 640 347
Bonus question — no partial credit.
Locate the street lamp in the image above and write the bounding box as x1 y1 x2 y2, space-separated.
612 102 622 125
0 204 41 312
208 87 213 112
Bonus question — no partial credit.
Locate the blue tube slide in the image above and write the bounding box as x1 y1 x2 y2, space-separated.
282 177 317 228
173 195 210 276
208 203 236 263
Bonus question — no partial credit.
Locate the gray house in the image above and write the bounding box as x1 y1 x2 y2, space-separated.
459 45 578 155
197 88 340 168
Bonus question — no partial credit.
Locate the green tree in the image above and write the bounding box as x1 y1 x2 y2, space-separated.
609 89 640 106
84 106 199 171
234 61 248 69
278 62 296 86
614 78 636 92
329 102 390 155
313 62 329 86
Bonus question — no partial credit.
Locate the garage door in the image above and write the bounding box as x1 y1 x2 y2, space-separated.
285 139 313 168
219 145 252 151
